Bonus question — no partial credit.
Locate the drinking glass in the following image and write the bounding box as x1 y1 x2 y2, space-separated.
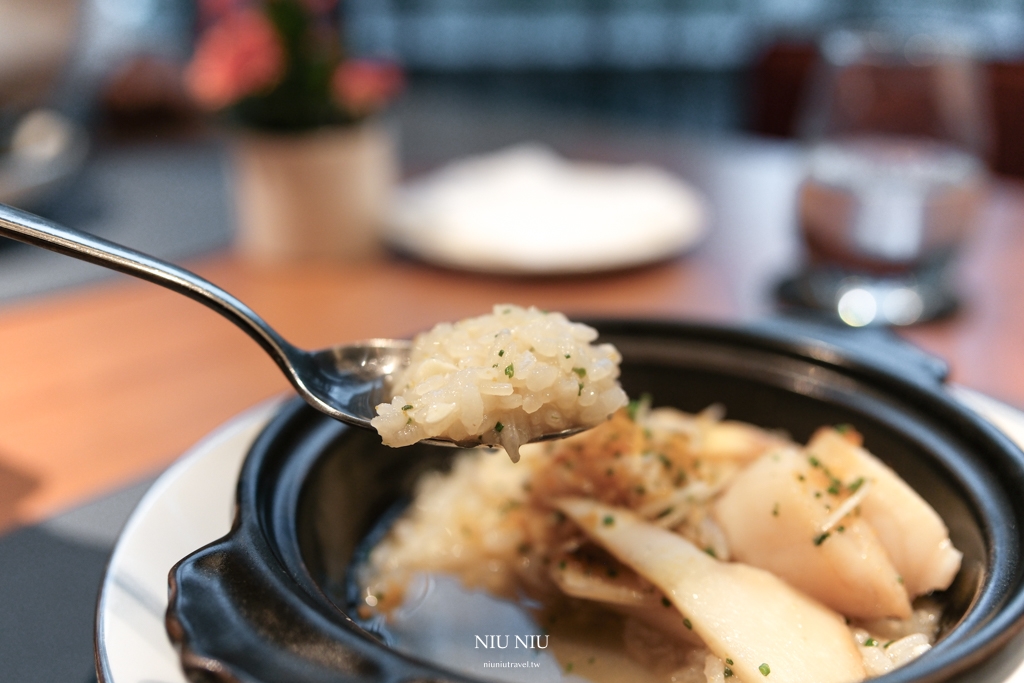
779 28 989 326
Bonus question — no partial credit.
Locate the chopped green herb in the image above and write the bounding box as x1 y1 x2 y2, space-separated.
798 474 806 481
626 395 651 421
578 382 584 396
498 349 505 357
813 531 831 546
724 667 734 678
808 455 821 467
897 575 904 584
505 363 514 378
884 640 895 649
772 503 780 517
726 659 734 666
827 481 841 495
864 638 878 647
704 547 717 558
814 491 822 498
565 353 571 359
683 618 693 630
503 308 512 314
759 663 771 676
565 662 574 673
835 423 852 434
837 525 845 533
406 417 413 425
401 404 413 411
492 364 498 368
848 477 865 493
602 515 615 527
495 422 504 433
655 507 674 519
573 367 586 377
658 454 672 469
661 597 672 607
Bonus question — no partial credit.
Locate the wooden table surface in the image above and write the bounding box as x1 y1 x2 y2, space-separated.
1 134 1022 534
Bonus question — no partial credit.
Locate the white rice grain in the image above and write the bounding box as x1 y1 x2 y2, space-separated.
371 305 628 461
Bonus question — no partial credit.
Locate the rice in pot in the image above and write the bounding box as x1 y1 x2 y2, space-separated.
360 404 960 683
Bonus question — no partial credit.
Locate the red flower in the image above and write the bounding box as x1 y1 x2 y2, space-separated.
186 9 284 110
331 60 404 116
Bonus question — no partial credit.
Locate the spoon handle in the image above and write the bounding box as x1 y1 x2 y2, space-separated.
0 202 302 376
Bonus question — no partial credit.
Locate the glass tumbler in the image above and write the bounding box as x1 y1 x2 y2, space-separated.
780 28 989 326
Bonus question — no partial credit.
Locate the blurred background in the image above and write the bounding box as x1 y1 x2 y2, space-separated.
6 0 1024 131
3 2 1024 682
1 0 1023 297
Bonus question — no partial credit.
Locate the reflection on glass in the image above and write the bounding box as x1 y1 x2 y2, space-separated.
781 27 990 326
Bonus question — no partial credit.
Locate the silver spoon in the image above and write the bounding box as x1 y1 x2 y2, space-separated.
0 203 583 448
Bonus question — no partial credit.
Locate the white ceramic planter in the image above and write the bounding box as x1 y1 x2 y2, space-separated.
230 123 396 262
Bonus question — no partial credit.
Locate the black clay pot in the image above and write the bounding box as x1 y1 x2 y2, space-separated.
166 319 1024 683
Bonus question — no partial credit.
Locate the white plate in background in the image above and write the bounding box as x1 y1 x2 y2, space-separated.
386 145 707 275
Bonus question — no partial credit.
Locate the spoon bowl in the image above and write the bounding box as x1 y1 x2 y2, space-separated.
290 338 410 430
0 203 584 447
300 340 585 446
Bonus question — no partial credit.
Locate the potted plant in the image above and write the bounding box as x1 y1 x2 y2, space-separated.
186 0 403 261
